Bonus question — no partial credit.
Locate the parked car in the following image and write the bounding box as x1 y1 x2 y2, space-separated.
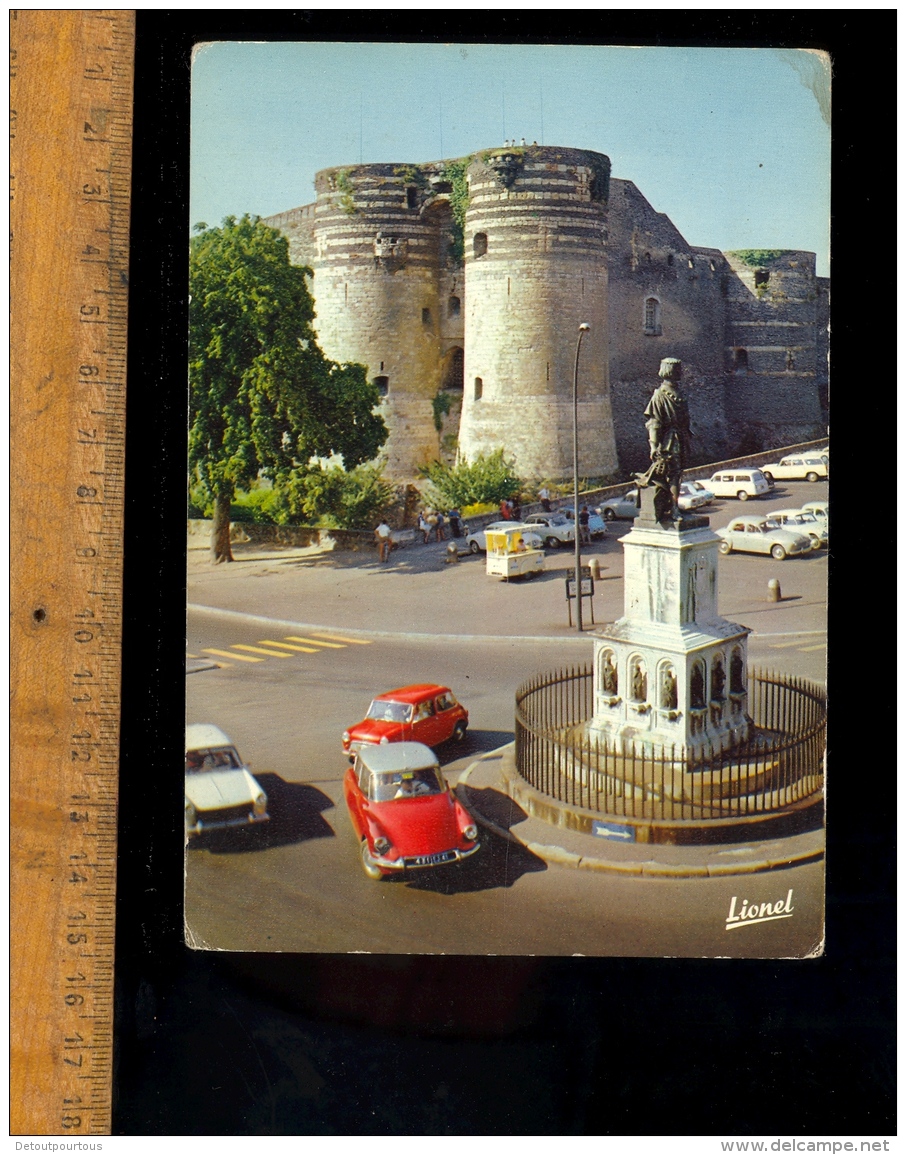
185 723 269 837
344 741 480 879
760 454 828 483
707 469 771 501
343 684 469 758
562 508 607 539
800 500 829 524
678 481 714 510
716 518 813 560
465 521 543 554
521 512 577 547
597 487 640 521
764 509 828 549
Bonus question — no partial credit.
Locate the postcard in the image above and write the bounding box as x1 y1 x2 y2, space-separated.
184 43 829 958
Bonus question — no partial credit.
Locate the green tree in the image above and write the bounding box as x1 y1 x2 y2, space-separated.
189 215 387 561
419 449 523 508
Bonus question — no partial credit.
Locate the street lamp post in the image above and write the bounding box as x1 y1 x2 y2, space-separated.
573 323 590 632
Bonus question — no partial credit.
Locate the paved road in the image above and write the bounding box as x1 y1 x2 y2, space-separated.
185 481 827 957
185 620 825 958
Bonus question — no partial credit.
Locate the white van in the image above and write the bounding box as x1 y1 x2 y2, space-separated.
707 468 771 501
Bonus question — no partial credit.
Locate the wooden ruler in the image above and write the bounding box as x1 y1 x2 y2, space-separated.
10 10 134 1136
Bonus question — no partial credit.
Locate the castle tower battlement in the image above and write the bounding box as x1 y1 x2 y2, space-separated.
458 146 619 479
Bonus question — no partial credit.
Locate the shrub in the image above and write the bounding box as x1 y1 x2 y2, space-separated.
419 449 523 508
269 464 395 529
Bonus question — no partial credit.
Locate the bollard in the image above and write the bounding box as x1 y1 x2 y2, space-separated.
767 578 781 602
589 557 601 580
445 542 460 565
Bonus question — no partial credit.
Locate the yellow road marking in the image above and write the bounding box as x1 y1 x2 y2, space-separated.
800 644 827 652
306 632 371 645
233 643 294 658
285 635 344 649
258 639 321 654
203 647 262 663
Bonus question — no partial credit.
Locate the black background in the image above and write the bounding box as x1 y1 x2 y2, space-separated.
115 11 891 1135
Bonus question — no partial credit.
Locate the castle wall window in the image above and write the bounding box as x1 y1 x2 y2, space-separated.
733 348 749 373
374 376 389 397
422 307 431 325
667 253 674 267
406 186 418 210
474 377 483 401
644 252 651 263
643 296 662 336
448 295 461 317
754 268 770 288
473 232 488 258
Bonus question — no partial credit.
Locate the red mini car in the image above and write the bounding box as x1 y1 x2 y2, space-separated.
344 742 480 879
342 683 469 759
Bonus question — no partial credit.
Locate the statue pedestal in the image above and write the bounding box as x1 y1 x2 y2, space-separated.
590 514 750 757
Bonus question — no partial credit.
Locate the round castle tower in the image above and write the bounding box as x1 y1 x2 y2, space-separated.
306 163 463 479
458 146 620 480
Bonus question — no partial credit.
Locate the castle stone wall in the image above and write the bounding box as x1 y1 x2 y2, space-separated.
458 148 619 480
264 148 827 482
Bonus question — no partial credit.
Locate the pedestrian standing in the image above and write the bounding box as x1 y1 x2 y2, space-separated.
579 506 591 544
448 508 462 538
435 511 446 541
539 485 551 512
512 495 522 521
419 512 431 544
500 498 511 520
374 519 392 562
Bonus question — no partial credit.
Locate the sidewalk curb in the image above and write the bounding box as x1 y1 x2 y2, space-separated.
456 749 825 879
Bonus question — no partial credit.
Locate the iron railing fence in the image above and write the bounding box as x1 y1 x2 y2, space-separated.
515 664 826 821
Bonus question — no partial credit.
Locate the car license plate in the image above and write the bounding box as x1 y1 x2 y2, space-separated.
409 851 456 867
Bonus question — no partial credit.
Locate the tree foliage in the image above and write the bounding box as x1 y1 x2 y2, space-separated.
419 449 523 508
268 464 395 529
189 214 387 558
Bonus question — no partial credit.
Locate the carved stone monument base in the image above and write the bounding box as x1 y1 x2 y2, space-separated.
589 514 750 757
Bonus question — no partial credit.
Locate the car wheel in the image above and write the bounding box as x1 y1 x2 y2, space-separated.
603 508 616 522
718 540 732 555
806 472 819 483
468 540 480 554
809 535 821 550
770 544 787 561
737 491 749 502
452 720 468 743
361 840 385 881
546 536 560 549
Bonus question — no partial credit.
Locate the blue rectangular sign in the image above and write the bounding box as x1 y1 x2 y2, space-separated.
592 819 636 842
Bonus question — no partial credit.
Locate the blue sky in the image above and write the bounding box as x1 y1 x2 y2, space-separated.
191 43 830 275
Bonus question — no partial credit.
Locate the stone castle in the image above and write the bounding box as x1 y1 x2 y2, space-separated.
266 145 828 481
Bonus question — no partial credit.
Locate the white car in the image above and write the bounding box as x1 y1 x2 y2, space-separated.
801 500 829 524
521 512 577 547
760 454 828 484
716 518 813 560
707 469 771 501
465 521 544 554
185 723 270 837
764 509 827 549
678 481 714 511
598 488 640 521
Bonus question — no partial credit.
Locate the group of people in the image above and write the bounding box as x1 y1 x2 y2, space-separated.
417 508 462 544
498 496 523 521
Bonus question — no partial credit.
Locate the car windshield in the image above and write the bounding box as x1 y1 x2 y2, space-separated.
372 767 445 802
548 515 567 526
185 746 242 773
366 700 413 723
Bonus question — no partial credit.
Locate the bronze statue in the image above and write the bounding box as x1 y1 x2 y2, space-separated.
690 662 705 709
635 357 693 521
730 651 745 694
